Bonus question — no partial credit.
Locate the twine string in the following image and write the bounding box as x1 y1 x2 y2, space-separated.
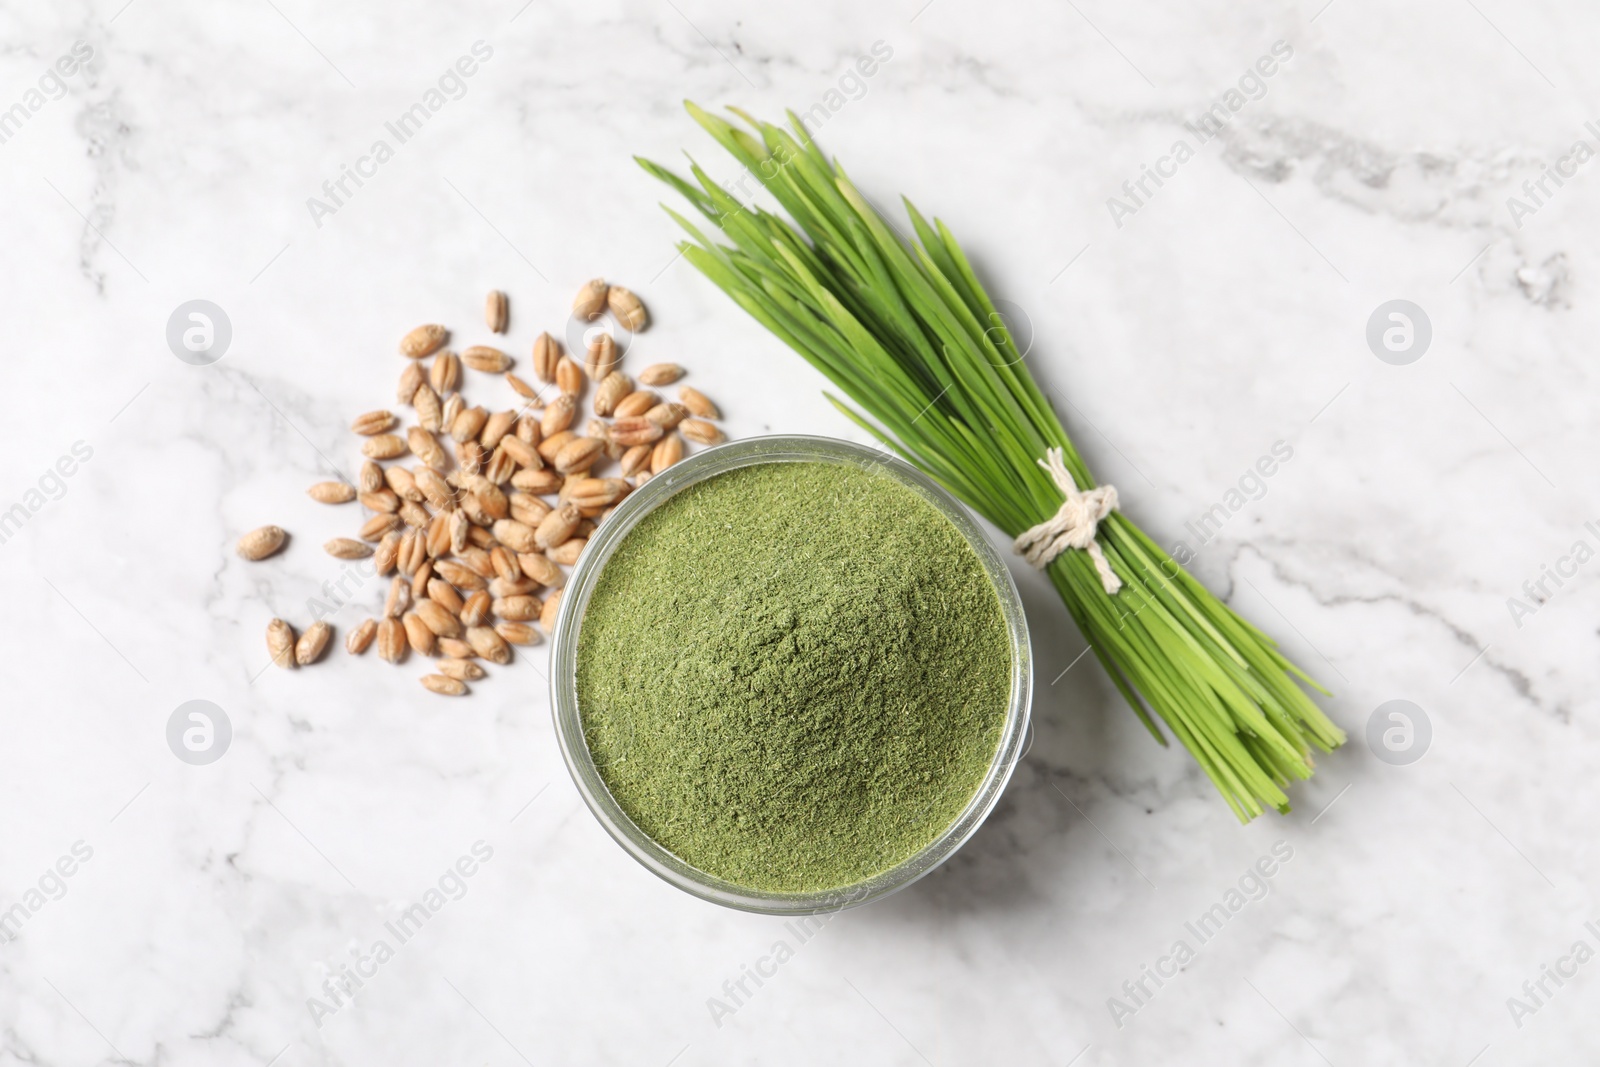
1012 448 1121 595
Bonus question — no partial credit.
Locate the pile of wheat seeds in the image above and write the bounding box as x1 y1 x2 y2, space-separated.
234 280 727 695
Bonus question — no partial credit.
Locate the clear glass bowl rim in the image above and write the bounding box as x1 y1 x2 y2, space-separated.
549 434 1034 915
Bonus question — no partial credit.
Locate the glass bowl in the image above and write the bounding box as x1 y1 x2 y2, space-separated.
549 435 1033 914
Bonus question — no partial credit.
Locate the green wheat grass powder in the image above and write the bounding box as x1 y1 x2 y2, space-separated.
576 460 1012 893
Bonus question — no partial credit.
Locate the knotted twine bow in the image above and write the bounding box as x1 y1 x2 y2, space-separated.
1012 448 1121 595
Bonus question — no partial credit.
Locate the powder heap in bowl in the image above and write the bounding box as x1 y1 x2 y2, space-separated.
575 459 1011 893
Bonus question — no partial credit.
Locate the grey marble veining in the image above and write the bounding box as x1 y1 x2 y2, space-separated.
2 0 1597 1063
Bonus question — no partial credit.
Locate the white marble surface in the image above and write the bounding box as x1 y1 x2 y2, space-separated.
3 0 1599 1062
